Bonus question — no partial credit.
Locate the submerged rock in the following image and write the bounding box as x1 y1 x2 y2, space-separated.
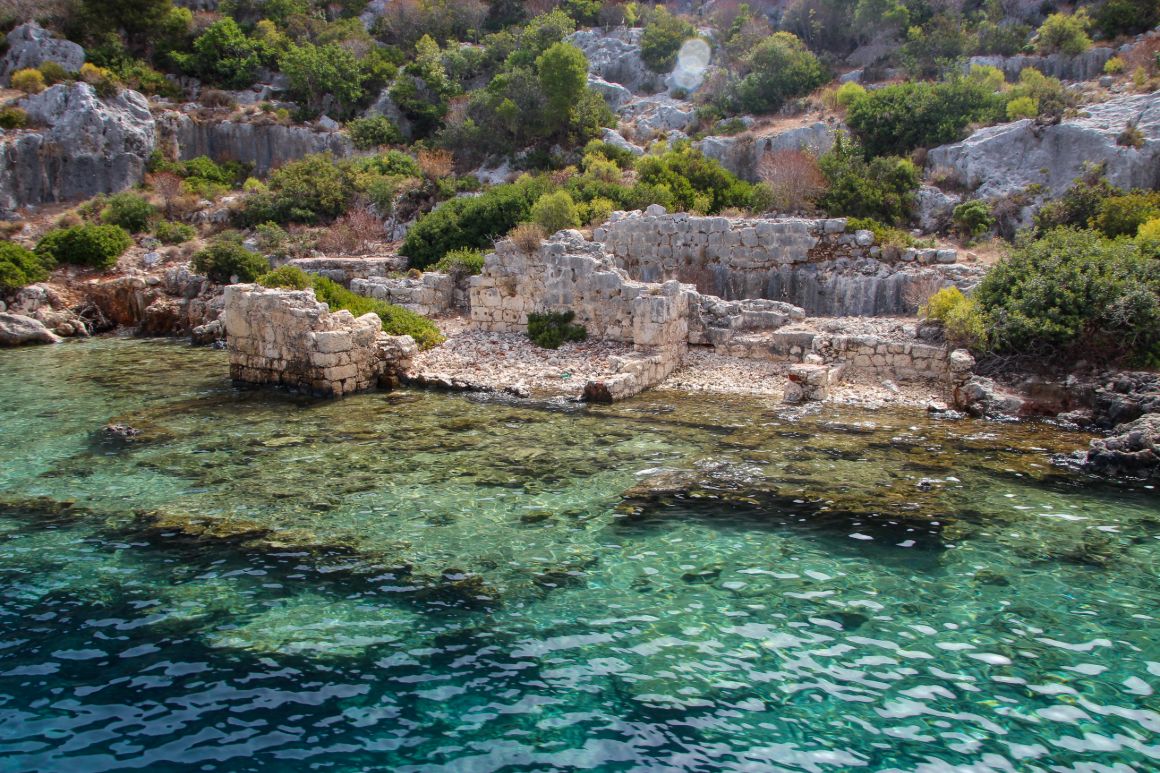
1083 413 1160 480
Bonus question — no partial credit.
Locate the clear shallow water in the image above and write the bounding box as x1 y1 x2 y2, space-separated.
0 338 1158 772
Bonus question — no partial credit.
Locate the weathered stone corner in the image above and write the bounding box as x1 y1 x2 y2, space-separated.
223 285 414 397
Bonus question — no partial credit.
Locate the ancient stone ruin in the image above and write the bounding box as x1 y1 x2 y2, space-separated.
223 285 416 397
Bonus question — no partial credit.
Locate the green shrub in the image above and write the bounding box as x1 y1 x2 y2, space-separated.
154 220 196 245
1036 10 1091 56
347 115 402 150
1005 95 1038 120
0 107 28 130
976 19 1031 56
101 192 156 233
432 248 485 279
173 18 262 88
952 200 995 241
35 225 132 269
639 6 695 73
1092 192 1160 238
735 32 828 115
531 190 581 234
1137 218 1160 258
256 265 312 290
582 196 615 226
632 144 761 214
920 286 987 349
844 78 1004 157
192 238 269 283
1095 0 1159 38
239 153 356 225
311 275 443 348
835 81 866 108
1006 68 1071 119
1104 56 1126 75
1033 170 1118 233
846 217 918 248
816 134 919 225
975 228 1160 364
11 68 46 94
401 176 551 269
0 241 53 293
527 310 586 349
37 61 70 85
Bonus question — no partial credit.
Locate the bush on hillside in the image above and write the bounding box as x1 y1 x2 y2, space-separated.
1095 0 1160 38
0 241 53 293
1036 10 1091 56
531 190 581 234
844 78 1004 157
432 248 486 280
11 68 46 94
1033 169 1118 234
101 193 156 233
192 238 269 283
239 153 356 225
975 227 1160 365
154 220 196 245
639 6 695 73
1092 192 1160 238
952 200 995 241
256 265 313 290
920 286 987 349
734 32 828 115
816 135 919 225
35 225 132 269
0 107 28 130
347 115 402 150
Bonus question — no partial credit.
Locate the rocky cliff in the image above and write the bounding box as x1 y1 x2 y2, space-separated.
0 83 155 214
157 113 354 176
926 90 1160 201
1 22 85 84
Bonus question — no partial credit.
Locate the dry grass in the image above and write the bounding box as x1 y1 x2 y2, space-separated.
418 148 454 180
903 275 947 315
508 222 545 254
316 210 384 255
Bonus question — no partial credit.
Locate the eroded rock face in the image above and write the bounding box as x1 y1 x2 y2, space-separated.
966 48 1115 84
224 284 414 396
1084 414 1160 480
696 122 840 181
0 83 155 213
925 91 1160 201
567 27 664 95
0 312 62 346
157 113 353 176
1 22 85 83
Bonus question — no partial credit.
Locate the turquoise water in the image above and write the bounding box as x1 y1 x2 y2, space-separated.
0 338 1158 772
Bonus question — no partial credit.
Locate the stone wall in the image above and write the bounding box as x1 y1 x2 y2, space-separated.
286 257 407 286
223 285 415 397
351 273 457 317
594 211 982 316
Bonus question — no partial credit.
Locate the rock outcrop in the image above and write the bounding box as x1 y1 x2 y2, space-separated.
0 83 155 214
696 122 840 181
1 23 85 84
966 48 1115 84
925 91 1160 202
223 284 415 396
1083 414 1160 480
0 312 63 346
157 113 353 176
567 27 663 95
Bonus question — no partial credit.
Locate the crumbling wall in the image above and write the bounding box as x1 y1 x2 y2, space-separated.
596 211 982 316
223 285 415 397
352 273 456 317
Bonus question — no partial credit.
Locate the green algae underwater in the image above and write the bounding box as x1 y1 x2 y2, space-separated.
0 337 1157 772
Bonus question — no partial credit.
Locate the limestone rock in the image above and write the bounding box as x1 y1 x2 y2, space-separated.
620 95 694 135
1083 413 1160 480
925 91 1160 202
696 122 840 181
965 48 1115 84
0 312 63 346
588 76 633 111
567 27 663 95
954 376 1026 419
914 185 962 234
0 83 155 213
1 22 85 84
156 112 353 177
601 127 644 156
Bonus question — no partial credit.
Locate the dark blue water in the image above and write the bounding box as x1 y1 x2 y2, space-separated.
1 339 1157 772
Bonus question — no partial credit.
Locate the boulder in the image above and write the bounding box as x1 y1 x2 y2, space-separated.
620 95 694 135
925 91 1160 202
953 375 1026 419
600 128 644 156
588 75 633 111
913 185 962 234
567 27 663 95
0 82 155 214
0 312 63 346
1083 413 1160 480
1 22 85 84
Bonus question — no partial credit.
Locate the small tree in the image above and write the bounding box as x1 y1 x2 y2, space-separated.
101 193 157 233
280 43 369 119
1036 10 1091 56
176 19 262 89
735 32 828 115
192 238 269 284
537 42 588 127
757 149 826 213
639 6 695 73
531 190 581 234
